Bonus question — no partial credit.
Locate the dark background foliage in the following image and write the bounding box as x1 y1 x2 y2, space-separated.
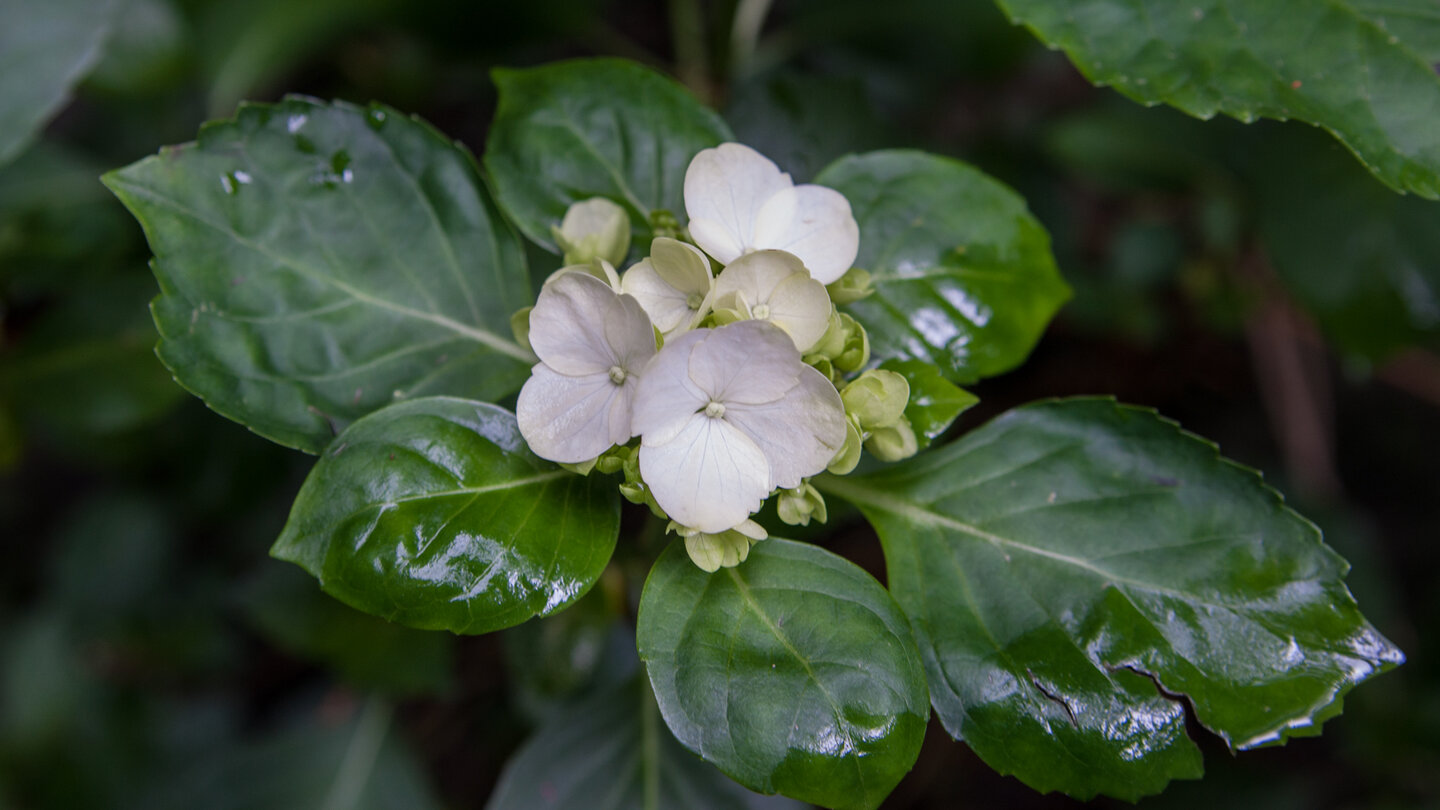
0 0 1435 807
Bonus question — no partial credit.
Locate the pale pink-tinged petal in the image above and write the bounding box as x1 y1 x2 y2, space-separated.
685 143 793 264
687 320 799 406
630 329 711 445
640 413 771 533
621 259 693 334
516 364 634 463
751 185 859 284
529 272 651 374
726 365 847 490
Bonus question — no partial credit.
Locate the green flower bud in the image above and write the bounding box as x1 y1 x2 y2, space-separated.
866 416 919 462
833 313 870 373
560 457 597 475
649 209 684 242
670 520 766 572
552 198 631 266
803 353 837 385
826 267 874 305
811 309 847 358
595 444 632 475
777 482 828 526
827 414 864 475
841 369 910 431
510 306 532 353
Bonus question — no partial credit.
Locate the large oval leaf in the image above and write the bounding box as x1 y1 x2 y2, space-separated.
487 677 803 810
103 97 534 453
815 150 1071 384
995 0 1440 199
817 398 1405 800
484 58 734 253
272 397 619 635
0 0 118 166
637 538 929 810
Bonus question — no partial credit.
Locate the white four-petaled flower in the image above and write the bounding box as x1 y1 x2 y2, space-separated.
620 237 714 337
712 249 832 352
684 142 859 285
631 320 847 533
516 272 656 463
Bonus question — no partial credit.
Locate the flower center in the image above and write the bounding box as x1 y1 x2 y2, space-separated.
608 365 627 385
704 401 726 419
751 303 771 320
686 292 705 310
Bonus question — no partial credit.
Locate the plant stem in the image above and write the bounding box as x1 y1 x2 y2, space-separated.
730 0 775 81
668 0 712 102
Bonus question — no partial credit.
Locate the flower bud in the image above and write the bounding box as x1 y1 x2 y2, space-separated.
842 370 910 431
560 457 597 475
510 306 532 353
777 482 828 526
826 267 874 305
833 313 870 373
671 520 767 572
827 414 864 475
866 417 919 462
552 198 631 266
811 309 847 358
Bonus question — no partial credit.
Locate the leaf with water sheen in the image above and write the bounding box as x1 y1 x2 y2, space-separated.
272 398 619 635
995 0 1440 199
637 538 929 810
485 58 733 253
816 151 1071 384
0 0 119 166
487 677 803 810
104 97 533 453
878 358 979 449
818 397 1404 801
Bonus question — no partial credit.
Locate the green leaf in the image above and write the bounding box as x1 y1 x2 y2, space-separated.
816 150 1071 383
484 58 734 254
103 97 534 453
878 358 979 449
817 397 1404 801
487 677 804 810
994 0 1440 199
0 0 119 166
726 73 891 182
637 538 929 810
235 564 454 696
273 398 619 635
1247 122 1440 361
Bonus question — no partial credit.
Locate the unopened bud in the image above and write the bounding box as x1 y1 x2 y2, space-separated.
833 313 870 373
842 370 910 431
826 267 874 305
811 309 847 358
827 415 864 475
866 417 918 462
671 519 767 572
510 306 532 353
777 482 828 526
552 198 631 266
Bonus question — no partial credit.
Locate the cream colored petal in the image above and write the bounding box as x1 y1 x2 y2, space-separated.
713 249 804 305
621 258 693 334
765 272 832 353
725 364 847 490
751 185 859 284
640 413 771 533
516 364 632 463
684 143 792 264
649 237 714 295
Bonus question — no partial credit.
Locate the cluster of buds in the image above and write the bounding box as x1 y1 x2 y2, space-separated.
514 143 914 571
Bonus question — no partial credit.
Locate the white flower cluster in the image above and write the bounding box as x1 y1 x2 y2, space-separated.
516 143 905 571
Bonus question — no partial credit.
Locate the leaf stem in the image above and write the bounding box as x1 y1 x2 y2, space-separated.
320 696 393 810
729 0 775 81
668 0 712 103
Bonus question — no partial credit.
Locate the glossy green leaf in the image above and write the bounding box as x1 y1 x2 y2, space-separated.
994 0 1440 199
878 358 978 449
637 538 929 810
485 58 733 253
726 73 891 182
103 97 533 453
818 397 1404 800
487 677 804 810
236 564 454 696
816 150 1071 383
0 0 118 166
1247 123 1440 361
272 398 619 634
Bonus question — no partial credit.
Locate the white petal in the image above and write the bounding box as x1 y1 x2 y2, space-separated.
684 143 793 264
766 272 832 352
530 272 648 374
631 328 711 445
688 320 800 406
640 413 771 533
726 364 847 490
713 249 801 305
649 237 714 295
516 364 635 463
621 259 693 334
751 185 859 284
